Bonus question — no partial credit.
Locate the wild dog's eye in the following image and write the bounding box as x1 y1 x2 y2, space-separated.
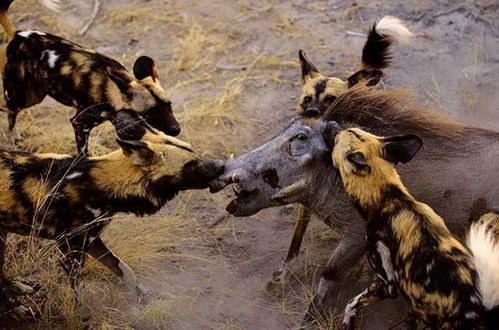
303 96 312 104
323 95 337 103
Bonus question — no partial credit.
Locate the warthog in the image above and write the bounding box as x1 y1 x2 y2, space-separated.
211 86 499 323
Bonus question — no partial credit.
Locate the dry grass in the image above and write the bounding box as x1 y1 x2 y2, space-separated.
0 1 282 328
0 0 343 329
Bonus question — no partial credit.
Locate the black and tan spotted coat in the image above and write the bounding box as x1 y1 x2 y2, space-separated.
0 0 180 154
332 127 499 329
0 110 223 310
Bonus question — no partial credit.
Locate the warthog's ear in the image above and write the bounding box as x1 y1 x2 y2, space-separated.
133 56 160 82
299 50 320 82
347 69 383 88
323 120 342 150
116 139 156 166
382 134 423 164
347 151 371 175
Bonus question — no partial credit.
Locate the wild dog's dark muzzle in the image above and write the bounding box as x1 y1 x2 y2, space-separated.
144 105 181 137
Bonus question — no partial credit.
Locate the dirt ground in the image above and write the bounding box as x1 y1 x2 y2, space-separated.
1 0 498 329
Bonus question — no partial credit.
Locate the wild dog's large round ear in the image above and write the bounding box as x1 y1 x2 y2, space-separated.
133 56 160 81
382 134 423 165
347 69 383 88
323 120 342 150
116 139 156 166
299 50 320 82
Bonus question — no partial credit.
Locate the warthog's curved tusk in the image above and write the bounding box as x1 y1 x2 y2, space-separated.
271 179 307 202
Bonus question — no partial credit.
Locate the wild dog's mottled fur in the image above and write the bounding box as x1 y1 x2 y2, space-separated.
332 127 499 329
0 111 222 304
0 0 180 154
296 16 412 117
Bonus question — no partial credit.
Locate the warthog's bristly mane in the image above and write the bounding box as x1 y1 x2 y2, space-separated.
321 85 465 139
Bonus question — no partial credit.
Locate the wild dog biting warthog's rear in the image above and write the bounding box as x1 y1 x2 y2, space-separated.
0 110 223 313
211 85 499 325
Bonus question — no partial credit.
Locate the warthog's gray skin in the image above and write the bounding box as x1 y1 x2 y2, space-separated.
211 114 499 323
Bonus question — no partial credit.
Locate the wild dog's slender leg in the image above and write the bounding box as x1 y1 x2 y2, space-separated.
87 237 146 296
341 279 390 329
58 236 89 289
70 107 107 155
71 116 93 156
303 231 367 324
272 205 312 283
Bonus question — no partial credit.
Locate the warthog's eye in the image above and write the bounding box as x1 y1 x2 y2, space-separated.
295 133 307 140
323 95 337 103
303 96 312 104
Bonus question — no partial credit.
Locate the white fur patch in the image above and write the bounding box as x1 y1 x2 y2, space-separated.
66 172 82 180
18 30 46 38
47 50 59 68
375 16 413 44
376 241 395 282
467 218 499 310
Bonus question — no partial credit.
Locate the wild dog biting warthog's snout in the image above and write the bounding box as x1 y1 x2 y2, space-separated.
212 86 499 325
0 0 181 154
0 110 223 312
332 127 499 329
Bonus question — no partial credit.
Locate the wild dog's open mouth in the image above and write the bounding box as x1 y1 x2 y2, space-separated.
226 185 257 214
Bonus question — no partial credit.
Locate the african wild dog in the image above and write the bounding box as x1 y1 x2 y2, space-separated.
297 16 412 117
0 0 180 154
0 110 223 311
332 127 499 329
271 16 413 286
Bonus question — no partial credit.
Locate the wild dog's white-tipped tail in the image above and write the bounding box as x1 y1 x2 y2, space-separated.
361 16 413 70
37 0 64 12
375 16 413 44
467 213 499 310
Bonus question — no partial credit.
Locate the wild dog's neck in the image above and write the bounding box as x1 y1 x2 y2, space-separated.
89 150 153 203
340 165 412 218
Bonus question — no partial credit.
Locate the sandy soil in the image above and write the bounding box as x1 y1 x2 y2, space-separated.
1 0 498 329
